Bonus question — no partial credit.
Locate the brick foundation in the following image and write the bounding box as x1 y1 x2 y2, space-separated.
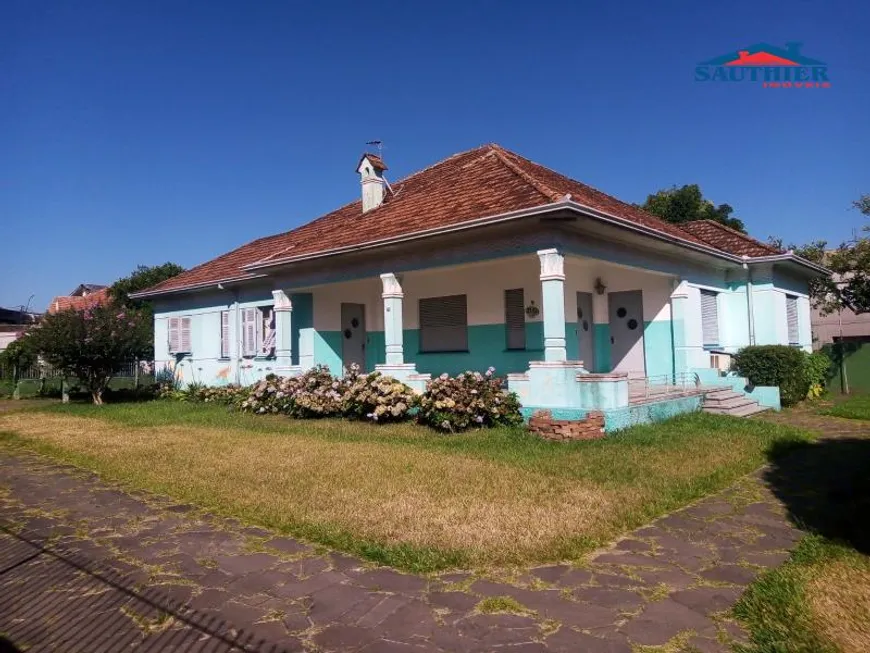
527 410 605 441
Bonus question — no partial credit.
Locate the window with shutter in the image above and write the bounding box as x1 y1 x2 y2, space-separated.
220 311 230 358
168 317 180 353
786 295 799 345
242 308 258 357
260 307 276 356
419 295 468 352
180 317 192 353
504 289 526 350
700 290 719 348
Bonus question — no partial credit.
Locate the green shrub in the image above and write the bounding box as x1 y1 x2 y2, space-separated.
803 351 831 399
341 366 416 423
417 368 523 432
732 345 809 407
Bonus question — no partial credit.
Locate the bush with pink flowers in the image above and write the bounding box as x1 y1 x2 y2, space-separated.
417 368 522 432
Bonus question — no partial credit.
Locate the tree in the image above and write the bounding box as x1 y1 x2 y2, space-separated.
771 195 870 315
640 184 746 233
0 337 38 383
109 263 185 308
27 304 152 404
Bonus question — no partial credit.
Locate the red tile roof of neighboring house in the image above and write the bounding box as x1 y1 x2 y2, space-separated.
143 144 773 295
677 220 782 257
47 287 110 314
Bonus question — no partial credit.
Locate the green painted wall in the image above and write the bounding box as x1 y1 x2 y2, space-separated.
643 320 674 380
403 322 544 377
593 324 611 373
314 330 343 374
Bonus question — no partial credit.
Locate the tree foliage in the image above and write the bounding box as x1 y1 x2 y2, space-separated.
108 263 185 308
0 337 38 381
640 184 746 233
771 195 870 315
27 304 152 404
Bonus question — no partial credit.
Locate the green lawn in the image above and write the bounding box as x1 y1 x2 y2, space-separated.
734 415 870 652
0 401 812 572
820 394 870 421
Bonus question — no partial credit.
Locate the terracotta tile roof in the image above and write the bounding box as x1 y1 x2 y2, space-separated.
677 220 782 257
142 144 750 295
359 152 387 171
47 287 110 314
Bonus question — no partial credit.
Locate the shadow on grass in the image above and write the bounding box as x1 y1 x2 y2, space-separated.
764 437 870 555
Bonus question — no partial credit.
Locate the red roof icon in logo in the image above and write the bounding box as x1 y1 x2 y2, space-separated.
725 50 799 66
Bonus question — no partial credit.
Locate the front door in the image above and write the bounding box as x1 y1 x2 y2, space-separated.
608 290 645 375
341 303 366 372
576 292 595 370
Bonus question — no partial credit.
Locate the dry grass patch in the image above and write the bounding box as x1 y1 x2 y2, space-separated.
0 404 810 571
807 558 870 652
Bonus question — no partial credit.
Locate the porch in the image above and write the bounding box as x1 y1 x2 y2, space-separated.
267 248 701 426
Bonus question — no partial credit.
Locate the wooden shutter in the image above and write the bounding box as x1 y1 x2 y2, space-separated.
220 311 230 358
242 308 258 357
786 295 799 344
419 295 468 352
168 317 180 353
261 308 276 355
700 290 719 347
180 317 192 353
505 289 526 350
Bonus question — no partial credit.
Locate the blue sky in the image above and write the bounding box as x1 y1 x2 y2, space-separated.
2 0 867 311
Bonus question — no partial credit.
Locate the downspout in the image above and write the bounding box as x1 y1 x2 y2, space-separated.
743 262 756 346
233 289 241 385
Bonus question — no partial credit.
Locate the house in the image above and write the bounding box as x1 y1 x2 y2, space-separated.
47 284 109 314
133 144 826 428
0 307 40 353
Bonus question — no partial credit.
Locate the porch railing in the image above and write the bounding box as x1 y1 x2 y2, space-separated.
627 372 702 402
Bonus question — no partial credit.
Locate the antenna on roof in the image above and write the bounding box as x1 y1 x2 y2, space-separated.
365 140 384 156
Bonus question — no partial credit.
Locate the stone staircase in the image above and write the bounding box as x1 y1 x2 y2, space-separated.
701 387 770 417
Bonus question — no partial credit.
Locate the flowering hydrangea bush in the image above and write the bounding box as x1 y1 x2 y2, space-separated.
158 381 244 405
286 366 345 418
417 367 523 432
341 365 417 422
237 374 298 414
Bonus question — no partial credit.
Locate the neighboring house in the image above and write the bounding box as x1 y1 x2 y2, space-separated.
133 144 826 426
811 303 870 348
47 284 109 314
0 307 40 353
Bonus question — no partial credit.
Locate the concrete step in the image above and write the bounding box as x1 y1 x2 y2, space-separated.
703 388 744 401
703 395 756 409
704 402 770 417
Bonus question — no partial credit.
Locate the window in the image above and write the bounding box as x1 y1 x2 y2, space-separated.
786 295 799 345
419 294 468 352
220 311 230 358
241 306 276 357
168 316 192 354
504 288 526 350
700 290 719 348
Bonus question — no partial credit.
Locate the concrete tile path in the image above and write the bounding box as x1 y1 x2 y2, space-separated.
0 449 812 653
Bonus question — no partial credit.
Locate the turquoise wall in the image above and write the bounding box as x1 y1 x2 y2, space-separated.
314 331 343 374
643 320 674 380
593 324 611 373
404 322 544 377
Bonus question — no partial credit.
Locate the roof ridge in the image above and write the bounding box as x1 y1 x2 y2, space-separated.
488 145 563 203
686 219 781 253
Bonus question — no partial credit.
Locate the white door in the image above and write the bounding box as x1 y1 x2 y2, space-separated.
608 290 645 375
576 292 595 370
341 303 366 372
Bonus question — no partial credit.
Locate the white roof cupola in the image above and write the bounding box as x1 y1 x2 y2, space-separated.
357 152 388 213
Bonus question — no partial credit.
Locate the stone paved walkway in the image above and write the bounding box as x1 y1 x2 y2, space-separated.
0 450 811 653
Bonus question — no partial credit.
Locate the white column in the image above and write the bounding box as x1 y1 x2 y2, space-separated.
380 273 404 365
537 248 567 362
271 289 293 368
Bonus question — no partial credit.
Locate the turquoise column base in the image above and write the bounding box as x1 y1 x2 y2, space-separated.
507 361 587 409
